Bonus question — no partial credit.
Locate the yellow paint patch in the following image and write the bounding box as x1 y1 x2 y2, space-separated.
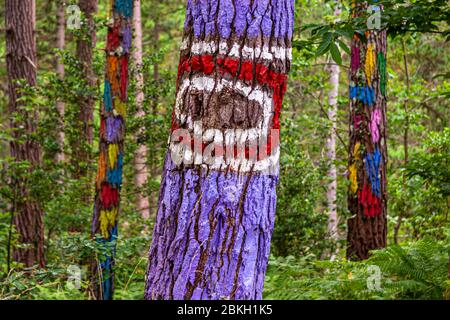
113 98 126 118
108 144 119 169
353 142 361 158
349 163 358 194
349 142 361 194
365 43 376 86
99 208 118 239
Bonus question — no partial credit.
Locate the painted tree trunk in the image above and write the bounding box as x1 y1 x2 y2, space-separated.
6 0 45 267
72 0 98 178
56 1 65 163
326 4 341 246
145 0 295 300
132 0 150 219
346 2 388 260
90 0 133 300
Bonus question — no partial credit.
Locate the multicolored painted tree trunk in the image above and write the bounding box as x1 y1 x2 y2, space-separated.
90 0 132 300
346 2 388 260
145 0 295 300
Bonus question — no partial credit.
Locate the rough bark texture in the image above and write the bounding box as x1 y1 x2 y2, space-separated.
72 0 98 178
132 0 150 219
6 0 45 267
90 0 133 300
145 0 295 300
56 1 65 162
346 2 388 260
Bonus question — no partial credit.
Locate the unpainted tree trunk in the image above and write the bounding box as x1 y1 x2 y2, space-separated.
393 39 410 245
145 0 295 300
347 2 388 260
326 4 341 249
6 0 45 267
72 0 98 178
55 1 65 162
152 17 160 116
132 0 150 219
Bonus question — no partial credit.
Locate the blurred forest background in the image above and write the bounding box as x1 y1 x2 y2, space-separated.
0 0 449 299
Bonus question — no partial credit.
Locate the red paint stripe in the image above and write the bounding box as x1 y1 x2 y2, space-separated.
358 184 382 217
106 24 121 52
100 183 119 209
172 131 279 163
100 116 106 140
120 55 128 101
176 54 287 130
174 54 287 158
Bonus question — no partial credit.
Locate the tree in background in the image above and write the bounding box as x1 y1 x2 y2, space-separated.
132 0 149 219
5 0 45 267
346 2 388 260
89 0 132 300
55 0 65 163
326 0 341 257
72 0 98 179
145 0 295 299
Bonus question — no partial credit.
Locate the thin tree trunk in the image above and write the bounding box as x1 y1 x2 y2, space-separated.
132 0 150 219
55 1 65 162
326 4 341 254
393 38 410 245
152 19 159 115
346 2 388 260
6 0 45 267
447 250 450 299
89 0 133 300
145 0 295 300
73 0 98 178
149 18 160 217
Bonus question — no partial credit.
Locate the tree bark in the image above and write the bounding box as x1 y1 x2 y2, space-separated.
6 0 45 267
346 2 388 260
132 0 150 219
89 0 133 300
72 0 98 178
326 3 341 252
55 1 65 162
145 0 295 300
393 38 410 245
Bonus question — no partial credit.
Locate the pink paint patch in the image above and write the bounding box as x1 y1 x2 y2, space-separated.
370 109 382 143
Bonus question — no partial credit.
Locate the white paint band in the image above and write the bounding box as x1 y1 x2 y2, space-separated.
180 39 292 62
175 76 274 136
169 126 280 174
171 75 280 173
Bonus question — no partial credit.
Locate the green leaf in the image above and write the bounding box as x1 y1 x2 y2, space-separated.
329 42 342 65
315 33 332 57
337 39 350 55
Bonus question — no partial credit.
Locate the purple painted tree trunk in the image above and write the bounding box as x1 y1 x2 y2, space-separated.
145 0 295 300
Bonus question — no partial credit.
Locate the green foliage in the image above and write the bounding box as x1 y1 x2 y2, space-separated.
382 0 450 39
367 237 449 299
272 117 330 257
301 0 450 63
406 128 450 197
0 0 448 301
265 237 449 300
264 254 394 300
